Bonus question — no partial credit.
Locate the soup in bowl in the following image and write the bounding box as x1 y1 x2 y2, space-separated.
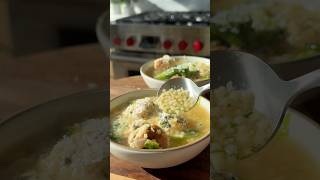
110 90 210 168
140 55 210 89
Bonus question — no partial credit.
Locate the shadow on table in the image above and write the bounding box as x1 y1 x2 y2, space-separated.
143 147 210 180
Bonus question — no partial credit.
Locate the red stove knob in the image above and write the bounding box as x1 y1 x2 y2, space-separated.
193 40 203 53
163 40 172 50
112 37 121 46
126 37 135 46
178 40 188 50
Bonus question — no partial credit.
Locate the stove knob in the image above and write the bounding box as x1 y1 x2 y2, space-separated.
126 37 135 46
112 37 121 46
193 40 203 53
163 40 172 50
178 40 188 50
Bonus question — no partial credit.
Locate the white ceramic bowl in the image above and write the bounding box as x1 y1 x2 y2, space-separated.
110 89 210 168
140 56 210 89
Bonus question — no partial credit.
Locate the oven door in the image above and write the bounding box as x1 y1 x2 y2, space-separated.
110 51 164 78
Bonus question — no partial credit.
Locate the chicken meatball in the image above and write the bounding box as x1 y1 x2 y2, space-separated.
130 119 145 130
128 124 168 149
153 55 174 70
132 97 156 119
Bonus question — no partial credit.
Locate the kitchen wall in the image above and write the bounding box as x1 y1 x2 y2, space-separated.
0 0 106 58
0 0 12 59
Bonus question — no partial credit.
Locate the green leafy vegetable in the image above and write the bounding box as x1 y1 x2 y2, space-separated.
212 20 287 56
160 119 171 128
169 129 200 147
144 139 160 149
154 63 199 80
110 132 122 142
110 121 127 142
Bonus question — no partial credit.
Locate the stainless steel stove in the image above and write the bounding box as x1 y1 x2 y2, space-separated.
109 11 210 78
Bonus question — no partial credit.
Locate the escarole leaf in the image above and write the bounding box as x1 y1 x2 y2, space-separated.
144 139 160 149
154 63 199 80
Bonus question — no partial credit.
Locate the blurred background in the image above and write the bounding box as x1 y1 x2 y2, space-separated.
212 0 320 120
0 0 107 119
0 1 109 178
212 0 320 65
0 0 105 57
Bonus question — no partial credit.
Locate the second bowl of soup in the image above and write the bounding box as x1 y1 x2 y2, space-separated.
140 55 210 89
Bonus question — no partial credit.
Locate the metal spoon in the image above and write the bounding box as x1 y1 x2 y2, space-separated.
213 50 320 159
157 77 210 110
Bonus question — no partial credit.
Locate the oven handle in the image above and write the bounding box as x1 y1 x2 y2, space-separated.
110 52 156 63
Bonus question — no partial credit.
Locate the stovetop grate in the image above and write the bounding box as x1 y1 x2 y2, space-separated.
115 11 210 26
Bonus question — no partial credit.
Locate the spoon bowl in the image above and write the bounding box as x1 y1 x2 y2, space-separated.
158 77 210 110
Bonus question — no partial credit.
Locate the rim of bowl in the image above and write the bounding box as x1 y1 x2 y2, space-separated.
0 89 107 126
110 89 210 153
140 55 211 83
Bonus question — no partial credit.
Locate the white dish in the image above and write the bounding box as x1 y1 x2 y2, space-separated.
110 89 210 168
140 56 210 89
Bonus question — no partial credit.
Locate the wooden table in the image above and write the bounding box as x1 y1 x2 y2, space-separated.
0 43 107 120
110 76 210 180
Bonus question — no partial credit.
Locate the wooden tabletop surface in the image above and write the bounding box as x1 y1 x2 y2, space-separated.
110 76 149 97
110 76 210 180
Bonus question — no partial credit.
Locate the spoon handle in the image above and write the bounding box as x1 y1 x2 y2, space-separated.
199 83 210 94
291 69 320 96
